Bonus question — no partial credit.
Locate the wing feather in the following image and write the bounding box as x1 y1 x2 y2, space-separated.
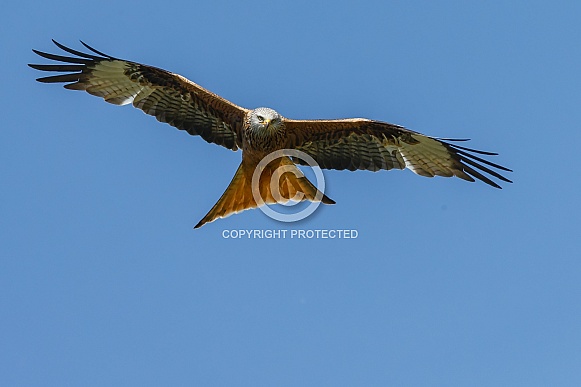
284 119 511 188
29 40 248 151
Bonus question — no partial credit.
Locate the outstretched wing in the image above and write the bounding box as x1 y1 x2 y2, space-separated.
284 118 512 188
29 40 248 151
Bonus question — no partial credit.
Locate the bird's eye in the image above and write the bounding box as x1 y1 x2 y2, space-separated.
257 115 264 123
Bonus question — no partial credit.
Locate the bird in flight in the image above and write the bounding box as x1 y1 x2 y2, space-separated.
29 40 512 228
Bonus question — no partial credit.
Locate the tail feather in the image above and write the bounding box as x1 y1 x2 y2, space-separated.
194 156 334 228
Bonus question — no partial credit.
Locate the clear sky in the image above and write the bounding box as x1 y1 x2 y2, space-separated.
2 1 581 386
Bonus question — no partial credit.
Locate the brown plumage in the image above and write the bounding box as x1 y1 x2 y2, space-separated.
29 40 512 228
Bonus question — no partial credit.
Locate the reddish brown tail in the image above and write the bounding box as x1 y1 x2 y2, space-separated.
194 156 334 228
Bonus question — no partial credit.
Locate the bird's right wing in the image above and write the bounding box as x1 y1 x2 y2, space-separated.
29 40 248 151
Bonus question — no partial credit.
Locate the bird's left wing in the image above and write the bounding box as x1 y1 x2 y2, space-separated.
29 40 248 151
283 118 512 188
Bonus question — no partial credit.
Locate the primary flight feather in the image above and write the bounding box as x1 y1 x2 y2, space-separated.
29 40 512 228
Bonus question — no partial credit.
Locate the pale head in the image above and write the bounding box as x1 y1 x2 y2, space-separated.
249 107 283 133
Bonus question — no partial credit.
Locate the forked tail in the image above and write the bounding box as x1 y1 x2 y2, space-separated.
194 156 334 228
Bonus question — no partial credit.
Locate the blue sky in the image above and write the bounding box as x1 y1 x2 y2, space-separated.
2 0 581 385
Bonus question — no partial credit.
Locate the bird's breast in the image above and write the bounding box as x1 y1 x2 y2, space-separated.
242 125 287 154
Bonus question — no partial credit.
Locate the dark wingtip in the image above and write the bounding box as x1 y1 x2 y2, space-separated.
447 142 500 156
438 138 471 142
79 40 115 59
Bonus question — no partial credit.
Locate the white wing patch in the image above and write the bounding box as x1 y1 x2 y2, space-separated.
67 60 154 106
398 134 467 179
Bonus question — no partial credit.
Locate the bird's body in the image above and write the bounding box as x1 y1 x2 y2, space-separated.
29 41 512 228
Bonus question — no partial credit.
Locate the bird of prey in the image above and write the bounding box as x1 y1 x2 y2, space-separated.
29 40 512 228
